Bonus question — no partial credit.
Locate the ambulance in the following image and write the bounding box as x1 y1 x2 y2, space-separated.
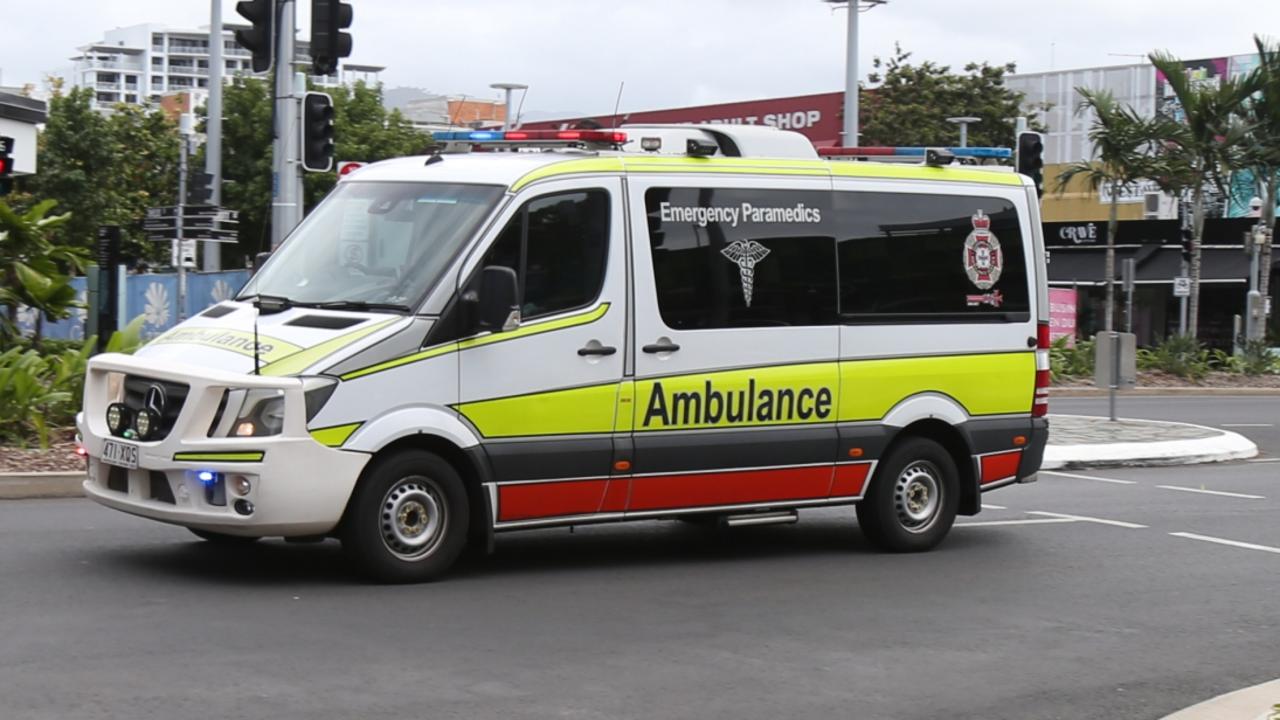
77 124 1050 582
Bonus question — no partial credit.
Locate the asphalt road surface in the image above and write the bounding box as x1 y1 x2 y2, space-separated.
2 396 1278 720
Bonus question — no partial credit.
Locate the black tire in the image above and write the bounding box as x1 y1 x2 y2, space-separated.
856 437 959 552
341 449 469 583
189 528 261 545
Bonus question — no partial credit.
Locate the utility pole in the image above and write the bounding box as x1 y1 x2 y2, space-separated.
947 116 981 148
270 0 301 249
204 0 223 270
177 114 193 321
822 0 886 148
490 82 527 131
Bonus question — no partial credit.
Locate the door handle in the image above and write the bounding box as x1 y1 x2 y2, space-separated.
577 345 617 357
642 341 681 354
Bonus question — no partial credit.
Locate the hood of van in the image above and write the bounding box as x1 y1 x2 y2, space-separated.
135 302 405 377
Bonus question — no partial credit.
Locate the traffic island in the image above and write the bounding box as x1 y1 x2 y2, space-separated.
1044 414 1258 470
1159 678 1280 720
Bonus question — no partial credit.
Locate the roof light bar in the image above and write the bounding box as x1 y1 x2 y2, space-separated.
818 146 1012 159
435 129 628 147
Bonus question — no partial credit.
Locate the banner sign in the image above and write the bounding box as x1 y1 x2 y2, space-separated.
1048 288 1078 347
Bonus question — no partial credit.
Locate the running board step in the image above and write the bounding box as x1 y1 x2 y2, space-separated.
723 510 799 528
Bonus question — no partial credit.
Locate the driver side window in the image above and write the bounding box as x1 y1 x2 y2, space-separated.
481 189 610 321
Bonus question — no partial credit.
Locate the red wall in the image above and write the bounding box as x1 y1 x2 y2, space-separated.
519 92 845 147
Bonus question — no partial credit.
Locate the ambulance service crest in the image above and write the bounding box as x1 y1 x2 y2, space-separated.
962 210 1004 307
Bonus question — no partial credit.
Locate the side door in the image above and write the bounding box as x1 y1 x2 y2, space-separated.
455 178 629 525
626 176 844 515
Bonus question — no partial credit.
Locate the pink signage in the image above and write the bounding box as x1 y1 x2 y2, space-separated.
1048 288 1078 347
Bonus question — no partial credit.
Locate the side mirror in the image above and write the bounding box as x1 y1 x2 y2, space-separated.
251 251 272 276
478 266 520 332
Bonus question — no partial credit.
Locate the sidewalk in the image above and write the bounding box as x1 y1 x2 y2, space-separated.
1044 414 1258 469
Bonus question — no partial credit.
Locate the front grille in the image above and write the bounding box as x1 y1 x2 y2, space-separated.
121 376 189 440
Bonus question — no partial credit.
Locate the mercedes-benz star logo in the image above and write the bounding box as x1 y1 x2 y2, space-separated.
144 384 167 418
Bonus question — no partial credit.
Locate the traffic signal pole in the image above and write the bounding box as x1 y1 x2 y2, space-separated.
270 0 302 249
204 0 223 270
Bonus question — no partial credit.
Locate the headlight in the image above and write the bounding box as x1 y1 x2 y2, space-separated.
233 389 285 437
211 377 338 438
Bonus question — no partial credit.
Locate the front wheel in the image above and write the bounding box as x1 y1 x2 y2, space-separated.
856 437 958 552
342 449 469 583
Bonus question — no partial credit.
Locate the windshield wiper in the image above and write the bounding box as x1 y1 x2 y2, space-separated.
312 300 412 314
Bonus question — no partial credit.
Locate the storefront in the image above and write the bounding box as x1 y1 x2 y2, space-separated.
1045 218 1275 347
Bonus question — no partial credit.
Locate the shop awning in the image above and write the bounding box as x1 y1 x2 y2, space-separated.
1047 246 1259 285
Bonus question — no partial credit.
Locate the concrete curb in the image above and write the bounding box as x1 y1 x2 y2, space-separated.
1052 386 1280 397
0 472 86 500
1160 678 1280 720
1044 416 1259 470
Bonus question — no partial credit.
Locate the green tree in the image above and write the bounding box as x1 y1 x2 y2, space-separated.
104 105 180 262
860 44 1045 149
1056 89 1168 333
24 88 115 250
1239 35 1280 337
0 199 86 346
1149 51 1257 338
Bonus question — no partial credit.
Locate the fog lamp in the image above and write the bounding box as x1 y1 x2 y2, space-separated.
134 408 161 440
106 403 132 435
230 475 252 496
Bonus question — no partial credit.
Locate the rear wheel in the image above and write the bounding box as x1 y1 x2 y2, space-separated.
856 437 958 552
189 529 260 545
342 449 469 583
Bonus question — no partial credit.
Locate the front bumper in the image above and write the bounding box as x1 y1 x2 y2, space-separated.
79 353 369 537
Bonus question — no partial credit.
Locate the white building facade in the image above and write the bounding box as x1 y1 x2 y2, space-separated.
70 23 382 111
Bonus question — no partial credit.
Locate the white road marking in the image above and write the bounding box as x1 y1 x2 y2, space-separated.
1042 470 1137 485
1246 458 1280 464
1221 423 1274 428
983 503 1008 510
956 517 1075 528
1170 532 1280 555
1156 485 1265 500
1026 510 1147 529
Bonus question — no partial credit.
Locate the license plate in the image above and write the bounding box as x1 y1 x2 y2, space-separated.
101 440 139 470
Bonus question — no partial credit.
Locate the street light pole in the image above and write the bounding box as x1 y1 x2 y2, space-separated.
947 116 981 147
490 82 527 131
204 0 223 270
823 0 886 148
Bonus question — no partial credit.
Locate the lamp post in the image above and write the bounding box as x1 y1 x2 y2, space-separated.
821 0 887 147
490 82 528 131
947 116 981 147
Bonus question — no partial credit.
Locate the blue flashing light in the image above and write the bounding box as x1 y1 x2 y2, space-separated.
434 130 504 142
197 471 216 484
872 147 1013 158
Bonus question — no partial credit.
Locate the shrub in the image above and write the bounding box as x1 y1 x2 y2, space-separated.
1239 339 1280 376
1140 334 1210 380
1049 336 1095 380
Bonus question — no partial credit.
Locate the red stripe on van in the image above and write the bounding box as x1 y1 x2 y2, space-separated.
980 450 1022 484
498 479 610 521
830 462 872 497
626 465 834 512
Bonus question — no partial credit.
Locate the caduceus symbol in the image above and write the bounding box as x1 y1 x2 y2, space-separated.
720 240 771 307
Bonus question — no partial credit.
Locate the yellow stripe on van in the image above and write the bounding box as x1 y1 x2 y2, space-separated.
149 327 302 364
838 353 1035 421
339 304 609 381
456 383 621 438
828 161 1025 186
309 422 363 448
258 318 399 377
173 451 265 463
511 157 626 192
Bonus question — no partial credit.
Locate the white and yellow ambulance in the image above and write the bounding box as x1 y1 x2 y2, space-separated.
78 125 1050 582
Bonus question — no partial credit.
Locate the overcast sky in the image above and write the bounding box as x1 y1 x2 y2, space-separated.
5 0 1277 117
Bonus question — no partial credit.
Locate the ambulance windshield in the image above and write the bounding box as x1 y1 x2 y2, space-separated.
240 181 504 309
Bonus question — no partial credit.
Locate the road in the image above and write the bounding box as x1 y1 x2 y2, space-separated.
2 395 1277 720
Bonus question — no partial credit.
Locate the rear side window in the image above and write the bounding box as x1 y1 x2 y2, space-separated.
645 187 837 330
834 192 1030 322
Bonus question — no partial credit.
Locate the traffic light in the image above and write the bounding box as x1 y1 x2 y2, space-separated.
1180 226 1193 262
302 92 335 172
311 0 353 77
0 136 13 197
1016 131 1044 197
188 172 215 205
235 0 275 74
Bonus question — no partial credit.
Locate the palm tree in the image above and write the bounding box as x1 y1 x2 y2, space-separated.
1148 51 1257 339
1056 88 1165 333
0 199 83 346
1239 35 1280 338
